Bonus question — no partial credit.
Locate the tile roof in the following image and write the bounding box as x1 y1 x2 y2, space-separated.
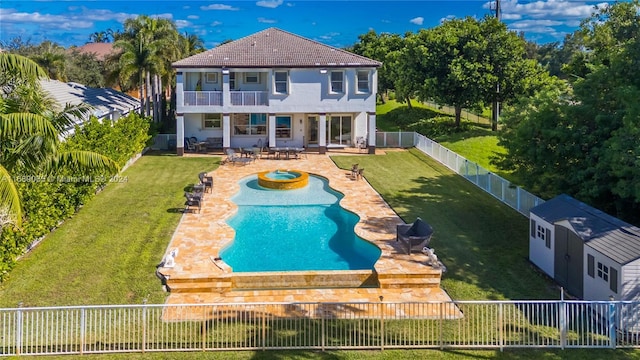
71 43 117 61
531 194 640 265
172 28 381 68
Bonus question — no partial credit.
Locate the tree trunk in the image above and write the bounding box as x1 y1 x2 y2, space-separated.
405 96 413 109
157 76 163 123
138 73 144 116
491 100 499 131
152 74 158 122
454 106 462 127
145 71 151 117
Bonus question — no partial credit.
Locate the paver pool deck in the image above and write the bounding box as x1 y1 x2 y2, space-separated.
159 149 455 315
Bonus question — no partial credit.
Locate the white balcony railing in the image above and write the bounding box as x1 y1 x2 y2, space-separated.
183 91 223 106
230 91 269 106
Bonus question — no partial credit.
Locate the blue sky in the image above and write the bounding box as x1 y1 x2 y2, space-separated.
0 0 615 49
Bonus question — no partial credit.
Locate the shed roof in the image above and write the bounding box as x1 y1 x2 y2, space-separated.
172 27 381 69
531 194 640 265
40 79 139 119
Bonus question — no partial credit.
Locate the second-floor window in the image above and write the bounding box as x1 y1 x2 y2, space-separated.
357 70 369 93
203 113 221 129
330 71 344 93
274 71 288 94
233 113 267 135
244 72 259 83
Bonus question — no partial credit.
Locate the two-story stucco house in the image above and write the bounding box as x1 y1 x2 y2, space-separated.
171 28 381 155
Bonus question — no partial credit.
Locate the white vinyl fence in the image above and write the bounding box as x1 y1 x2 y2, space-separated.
376 132 545 217
1 300 639 356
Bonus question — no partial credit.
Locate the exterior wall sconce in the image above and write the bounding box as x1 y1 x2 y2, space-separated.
222 68 229 75
319 69 327 74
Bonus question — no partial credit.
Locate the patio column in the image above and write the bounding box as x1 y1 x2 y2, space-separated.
367 111 376 154
222 69 230 106
223 113 231 150
268 113 276 148
318 113 327 154
176 113 184 156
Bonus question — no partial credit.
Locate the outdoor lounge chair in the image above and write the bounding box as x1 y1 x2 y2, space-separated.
198 172 213 192
184 192 202 213
396 217 433 254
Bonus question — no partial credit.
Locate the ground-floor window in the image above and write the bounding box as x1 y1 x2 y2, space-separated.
203 113 222 129
233 113 267 135
275 115 291 138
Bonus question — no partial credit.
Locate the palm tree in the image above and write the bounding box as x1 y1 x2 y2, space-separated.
29 41 67 81
0 53 118 227
113 16 180 122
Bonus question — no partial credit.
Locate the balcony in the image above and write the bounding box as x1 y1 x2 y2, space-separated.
230 91 269 106
184 91 223 106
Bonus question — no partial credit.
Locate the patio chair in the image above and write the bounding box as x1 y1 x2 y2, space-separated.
350 164 359 180
396 217 434 255
198 172 213 192
184 192 202 213
357 168 365 180
356 137 367 152
184 137 196 152
251 147 261 162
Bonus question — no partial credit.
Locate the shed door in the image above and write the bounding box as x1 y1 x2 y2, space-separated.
554 225 584 298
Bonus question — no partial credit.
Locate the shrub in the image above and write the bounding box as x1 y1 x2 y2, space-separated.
0 113 152 282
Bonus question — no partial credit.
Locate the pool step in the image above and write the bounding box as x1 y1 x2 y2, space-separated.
166 276 232 293
231 270 378 290
377 270 441 289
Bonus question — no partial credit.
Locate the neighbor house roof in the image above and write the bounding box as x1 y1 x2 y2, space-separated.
72 43 116 61
172 27 381 69
531 194 640 265
40 79 140 120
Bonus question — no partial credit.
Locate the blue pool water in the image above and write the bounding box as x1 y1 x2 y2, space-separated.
220 174 381 272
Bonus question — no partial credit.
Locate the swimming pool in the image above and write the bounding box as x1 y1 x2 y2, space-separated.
220 174 381 272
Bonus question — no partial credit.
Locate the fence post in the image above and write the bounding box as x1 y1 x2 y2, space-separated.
439 302 444 350
142 299 147 353
262 305 267 350
201 305 207 351
475 163 480 185
379 296 385 351
609 297 617 349
559 291 567 349
15 302 23 356
321 308 326 351
499 302 504 352
80 308 86 355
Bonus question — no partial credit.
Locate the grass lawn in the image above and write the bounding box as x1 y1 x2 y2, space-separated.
376 100 518 184
0 152 217 307
332 149 555 300
28 348 640 359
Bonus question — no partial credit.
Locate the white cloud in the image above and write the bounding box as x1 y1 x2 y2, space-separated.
174 20 191 29
410 17 424 25
0 9 94 29
256 0 283 9
211 21 223 27
257 17 277 24
317 32 340 42
440 15 456 23
200 4 239 11
497 0 606 20
187 15 199 20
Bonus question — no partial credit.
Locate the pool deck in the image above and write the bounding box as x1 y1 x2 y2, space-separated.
158 149 455 315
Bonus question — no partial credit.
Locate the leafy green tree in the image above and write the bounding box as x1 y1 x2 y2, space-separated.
66 50 105 88
498 0 640 223
29 41 67 81
351 30 405 103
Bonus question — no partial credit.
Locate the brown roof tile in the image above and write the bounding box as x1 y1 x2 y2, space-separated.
172 28 381 68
